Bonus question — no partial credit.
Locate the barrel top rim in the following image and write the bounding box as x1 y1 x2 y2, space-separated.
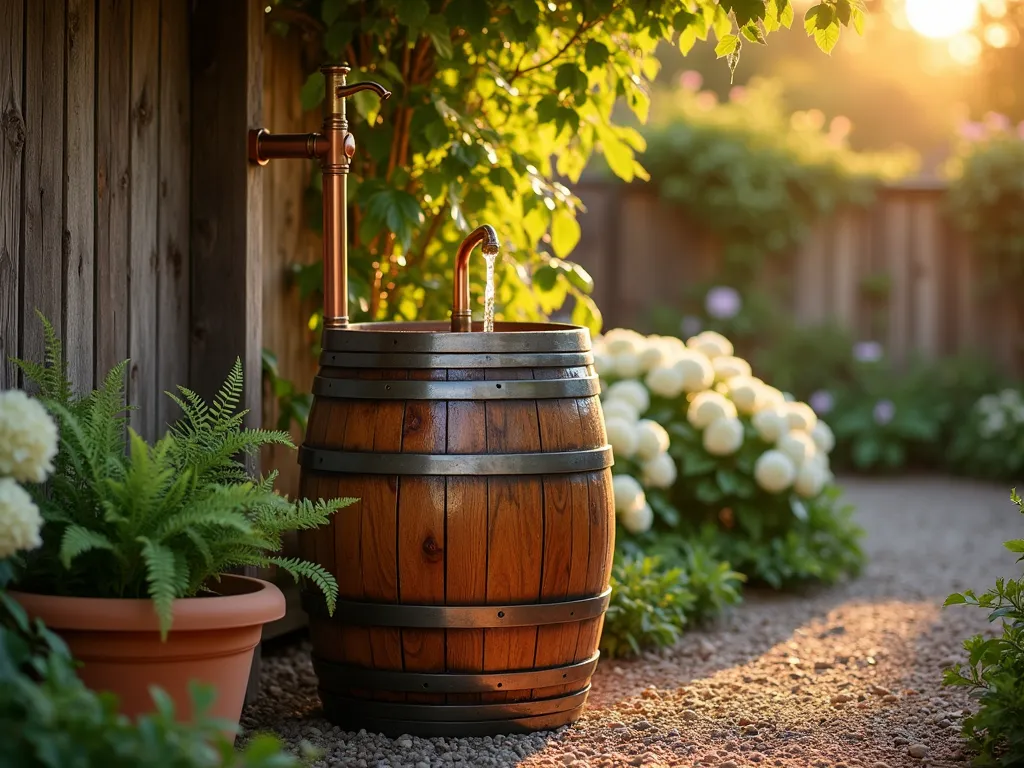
322 321 592 353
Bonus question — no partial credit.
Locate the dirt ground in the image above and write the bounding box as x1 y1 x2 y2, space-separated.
243 475 1021 767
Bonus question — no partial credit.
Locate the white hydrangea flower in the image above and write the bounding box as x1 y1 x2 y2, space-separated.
673 351 715 394
613 351 643 379
592 349 614 377
645 364 686 399
810 420 835 454
606 417 639 459
703 416 744 456
658 336 688 364
638 342 667 374
602 398 640 424
754 450 797 494
641 452 677 489
604 328 646 357
0 390 59 484
981 411 1007 438
712 355 752 382
687 391 737 430
0 477 44 559
999 388 1021 407
635 419 670 461
806 452 835 485
686 330 733 359
725 376 765 415
977 394 999 416
605 380 650 415
751 404 789 443
612 473 646 514
620 501 654 535
777 430 817 466
756 386 786 410
794 462 826 499
782 402 817 433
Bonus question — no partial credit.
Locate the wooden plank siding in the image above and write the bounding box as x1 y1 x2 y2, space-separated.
0 0 195 442
571 181 1020 374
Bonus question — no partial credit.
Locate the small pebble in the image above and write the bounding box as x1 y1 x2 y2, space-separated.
908 744 929 759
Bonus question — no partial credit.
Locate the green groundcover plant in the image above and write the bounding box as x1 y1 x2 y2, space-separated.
948 390 1024 481
9 317 351 637
943 489 1024 766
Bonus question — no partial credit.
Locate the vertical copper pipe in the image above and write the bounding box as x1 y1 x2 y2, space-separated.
451 225 500 332
247 65 389 330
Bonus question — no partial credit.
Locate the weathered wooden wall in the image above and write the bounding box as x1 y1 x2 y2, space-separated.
573 182 1021 373
0 0 191 438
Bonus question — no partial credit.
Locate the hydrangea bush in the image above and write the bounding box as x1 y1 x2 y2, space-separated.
596 327 863 588
948 390 1024 481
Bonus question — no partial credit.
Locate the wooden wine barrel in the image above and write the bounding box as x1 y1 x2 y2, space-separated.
297 321 615 737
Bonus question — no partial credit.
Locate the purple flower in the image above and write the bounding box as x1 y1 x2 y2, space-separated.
705 286 742 320
681 315 702 338
853 341 884 363
809 389 835 415
873 399 896 426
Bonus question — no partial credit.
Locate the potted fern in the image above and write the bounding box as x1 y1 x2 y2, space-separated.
4 318 350 731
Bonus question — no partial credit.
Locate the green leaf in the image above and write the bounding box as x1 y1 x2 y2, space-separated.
321 0 342 26
551 208 581 258
422 15 453 59
722 0 767 26
555 63 586 93
835 0 852 26
571 296 603 336
779 0 794 27
741 23 766 44
814 22 841 54
678 25 698 54
299 72 325 112
804 3 834 33
850 6 865 34
567 263 594 294
395 0 430 27
59 525 115 569
715 34 740 58
1004 539 1024 553
584 40 609 70
944 593 968 606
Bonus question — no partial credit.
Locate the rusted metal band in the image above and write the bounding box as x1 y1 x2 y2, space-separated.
321 321 591 354
312 653 600 694
321 686 590 724
302 587 611 628
312 375 599 400
318 350 595 369
298 445 613 476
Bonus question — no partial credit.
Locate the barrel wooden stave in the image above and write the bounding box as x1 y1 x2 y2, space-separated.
299 358 612 733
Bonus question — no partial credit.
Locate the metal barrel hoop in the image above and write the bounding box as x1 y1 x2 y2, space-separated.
298 445 614 476
317 350 595 369
320 321 591 354
302 587 611 628
311 653 600 694
312 374 599 400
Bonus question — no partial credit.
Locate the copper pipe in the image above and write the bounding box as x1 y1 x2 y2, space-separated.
451 225 499 333
247 64 389 329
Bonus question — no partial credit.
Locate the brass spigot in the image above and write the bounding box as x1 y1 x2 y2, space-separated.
248 65 390 329
451 225 500 333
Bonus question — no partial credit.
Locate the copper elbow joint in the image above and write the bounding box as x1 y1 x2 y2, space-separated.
451 225 499 332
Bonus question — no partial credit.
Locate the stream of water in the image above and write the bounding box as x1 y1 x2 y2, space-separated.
482 247 498 333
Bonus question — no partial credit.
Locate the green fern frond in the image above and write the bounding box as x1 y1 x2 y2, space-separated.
138 537 181 638
209 358 246 427
59 525 115 569
12 311 73 403
266 557 339 615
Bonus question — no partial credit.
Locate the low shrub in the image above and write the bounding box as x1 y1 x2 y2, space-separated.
943 489 1024 766
948 390 1024 481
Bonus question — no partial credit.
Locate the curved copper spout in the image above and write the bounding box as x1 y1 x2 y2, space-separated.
337 81 392 101
451 225 499 332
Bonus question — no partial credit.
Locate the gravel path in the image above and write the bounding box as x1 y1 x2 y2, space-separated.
242 476 1021 767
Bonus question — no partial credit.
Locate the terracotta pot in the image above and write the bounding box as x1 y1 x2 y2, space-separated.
9 574 285 730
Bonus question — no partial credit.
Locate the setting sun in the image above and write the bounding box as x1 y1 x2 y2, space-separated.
905 0 979 39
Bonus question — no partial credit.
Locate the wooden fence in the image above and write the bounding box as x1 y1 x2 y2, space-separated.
572 182 1022 374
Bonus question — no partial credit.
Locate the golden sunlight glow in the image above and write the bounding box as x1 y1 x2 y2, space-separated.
949 33 983 64
905 0 979 39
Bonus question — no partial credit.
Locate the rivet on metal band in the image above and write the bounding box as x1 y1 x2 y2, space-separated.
321 686 590 723
302 587 612 628
298 445 614 476
312 375 600 400
318 351 595 369
312 653 600 694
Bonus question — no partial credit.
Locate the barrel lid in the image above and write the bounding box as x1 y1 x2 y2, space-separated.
321 321 592 354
